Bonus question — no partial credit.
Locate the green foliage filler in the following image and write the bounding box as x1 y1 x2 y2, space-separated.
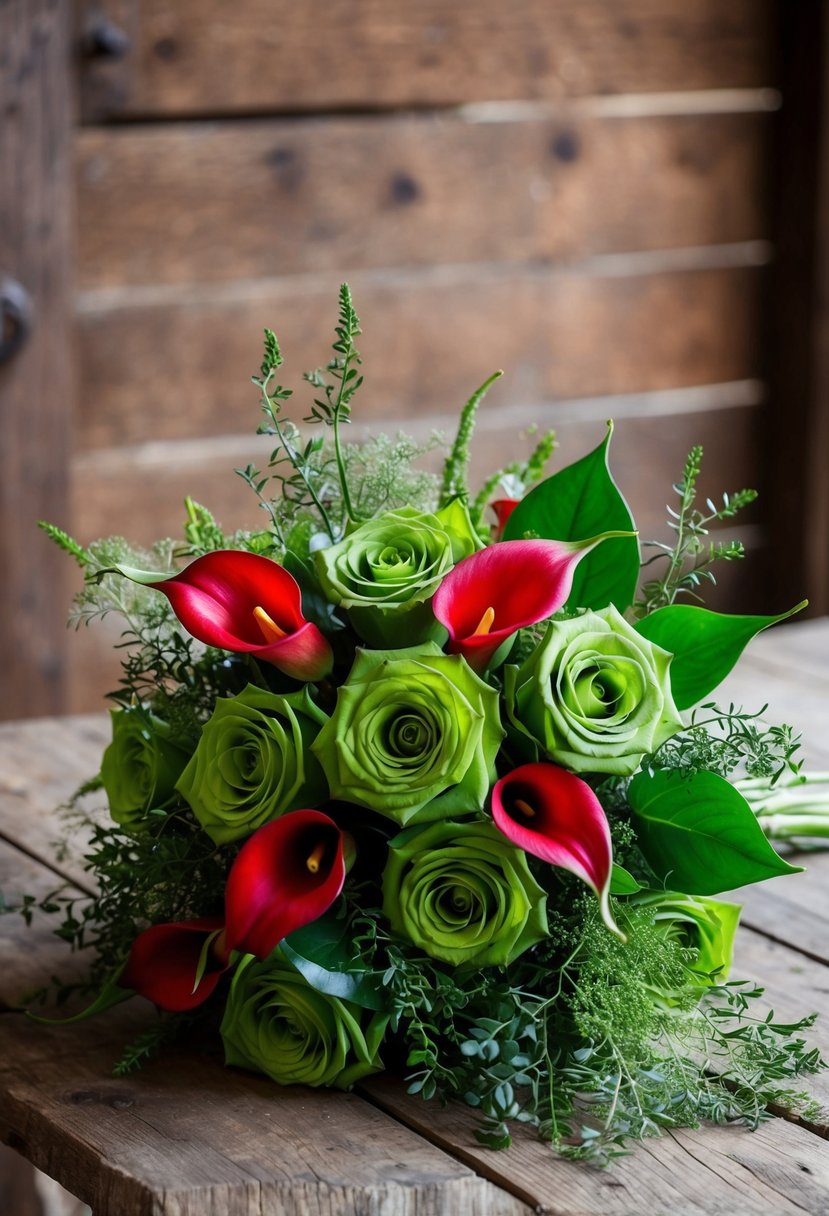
20 284 823 1164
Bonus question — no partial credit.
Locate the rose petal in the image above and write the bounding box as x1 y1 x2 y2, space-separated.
492 762 623 939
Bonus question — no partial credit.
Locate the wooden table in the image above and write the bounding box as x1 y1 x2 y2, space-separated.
2 619 829 1215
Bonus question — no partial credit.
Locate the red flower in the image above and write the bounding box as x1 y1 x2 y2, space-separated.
432 536 608 672
490 498 520 540
224 810 347 959
492 763 623 939
120 917 228 1011
147 551 333 682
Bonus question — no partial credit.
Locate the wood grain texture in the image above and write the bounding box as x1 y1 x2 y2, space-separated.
76 263 766 449
0 1013 530 1216
75 111 770 290
0 714 108 890
363 1075 829 1216
0 833 529 1215
717 620 829 962
76 0 776 120
0 840 91 1012
0 0 74 718
732 929 829 1135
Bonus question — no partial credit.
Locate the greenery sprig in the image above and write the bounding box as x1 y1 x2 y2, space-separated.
636 446 757 616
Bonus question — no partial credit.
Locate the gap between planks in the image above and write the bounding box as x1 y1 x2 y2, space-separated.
75 246 773 315
71 380 765 474
84 87 784 130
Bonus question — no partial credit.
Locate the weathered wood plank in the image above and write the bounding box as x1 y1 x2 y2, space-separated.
733 928 829 1136
0 715 108 892
76 262 766 450
363 1074 829 1216
2 825 827 1216
76 0 776 120
716 621 829 960
0 837 95 1013
0 0 74 718
0 831 530 1215
76 111 770 290
730 853 829 968
0 1010 530 1216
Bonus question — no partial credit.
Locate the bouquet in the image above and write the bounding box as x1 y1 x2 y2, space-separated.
34 286 823 1163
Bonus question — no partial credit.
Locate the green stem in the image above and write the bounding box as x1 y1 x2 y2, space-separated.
332 357 359 526
759 814 829 840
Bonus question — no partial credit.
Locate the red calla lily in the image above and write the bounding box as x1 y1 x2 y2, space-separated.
120 917 228 1012
432 534 620 672
491 497 521 539
146 551 333 681
224 810 346 959
492 763 623 939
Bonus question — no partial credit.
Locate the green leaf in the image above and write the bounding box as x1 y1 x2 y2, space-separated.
27 964 132 1024
281 915 387 1011
502 421 639 611
609 864 642 895
635 601 807 710
628 769 802 895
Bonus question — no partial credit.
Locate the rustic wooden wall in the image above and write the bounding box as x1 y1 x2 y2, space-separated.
6 1 822 717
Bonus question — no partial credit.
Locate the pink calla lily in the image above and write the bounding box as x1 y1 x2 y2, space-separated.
224 810 346 959
120 917 228 1011
127 551 333 682
432 534 623 672
492 763 623 939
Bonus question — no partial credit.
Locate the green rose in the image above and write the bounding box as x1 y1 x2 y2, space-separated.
311 643 503 825
509 605 682 775
633 890 740 1003
383 819 548 966
314 501 480 646
221 952 388 1088
100 707 190 832
177 684 328 844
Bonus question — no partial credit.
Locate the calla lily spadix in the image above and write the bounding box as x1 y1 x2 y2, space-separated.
120 917 229 1012
432 533 632 673
491 762 623 940
224 809 348 959
112 550 333 682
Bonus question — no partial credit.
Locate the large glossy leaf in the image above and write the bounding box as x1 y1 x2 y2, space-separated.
502 423 639 611
628 769 801 894
282 914 387 1011
636 601 807 710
